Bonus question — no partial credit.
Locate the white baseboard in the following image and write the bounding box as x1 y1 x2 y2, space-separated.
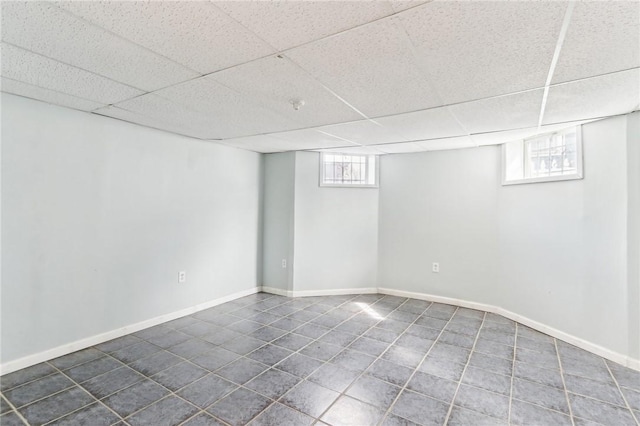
378 287 640 371
0 287 260 376
261 286 377 298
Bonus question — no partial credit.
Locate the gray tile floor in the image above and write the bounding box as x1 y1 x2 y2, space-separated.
1 292 639 426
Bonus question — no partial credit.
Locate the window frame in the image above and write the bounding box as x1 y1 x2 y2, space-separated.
319 152 379 188
502 126 584 186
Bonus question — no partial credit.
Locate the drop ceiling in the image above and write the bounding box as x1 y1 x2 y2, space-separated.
1 1 638 154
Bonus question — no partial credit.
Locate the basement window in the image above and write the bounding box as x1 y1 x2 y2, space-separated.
320 153 378 187
502 126 583 185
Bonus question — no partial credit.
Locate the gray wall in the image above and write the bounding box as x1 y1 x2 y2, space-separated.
293 152 378 292
262 153 295 292
1 94 262 363
627 111 640 360
378 115 636 358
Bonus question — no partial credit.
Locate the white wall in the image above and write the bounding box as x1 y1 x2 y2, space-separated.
292 152 378 292
262 153 295 292
1 94 262 364
627 111 640 360
378 115 637 360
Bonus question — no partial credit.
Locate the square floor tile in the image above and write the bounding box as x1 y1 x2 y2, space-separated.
19 386 95 425
272 333 313 352
366 359 413 387
391 389 450 425
308 363 360 393
514 361 564 389
249 402 314 426
461 366 511 396
190 348 240 372
245 369 300 400
216 358 269 385
221 336 266 356
447 406 507 425
346 375 401 409
151 362 208 391
81 366 145 399
321 395 385 426
47 401 120 426
102 380 169 417
330 349 376 372
382 346 424 369
127 395 198 426
513 378 570 414
129 351 184 377
406 371 458 404
166 339 216 360
207 387 272 426
176 374 237 408
65 356 123 382
110 342 162 364
454 385 509 420
274 353 324 378
247 344 293 366
569 393 637 425
1 363 57 391
182 412 226 426
50 348 104 370
5 373 74 408
564 373 626 407
95 335 143 353
510 399 572 426
299 342 343 362
280 380 339 418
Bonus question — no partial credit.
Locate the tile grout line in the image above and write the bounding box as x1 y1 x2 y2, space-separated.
441 311 488 425
603 360 640 425
308 297 434 424
0 392 30 425
379 304 463 425
508 322 519 425
554 338 577 426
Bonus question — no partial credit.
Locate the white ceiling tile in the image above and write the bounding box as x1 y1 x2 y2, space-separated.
214 1 394 51
286 18 443 118
416 135 476 151
399 1 566 104
543 69 640 125
317 119 407 145
1 77 105 112
154 76 302 139
210 56 362 128
270 128 360 150
374 106 467 141
220 135 291 154
373 142 425 154
552 1 640 84
448 89 544 134
471 119 598 147
318 145 387 155
389 0 432 14
57 1 275 74
1 43 143 104
1 1 198 92
94 104 212 140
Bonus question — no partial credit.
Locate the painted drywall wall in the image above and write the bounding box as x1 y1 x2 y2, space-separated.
262 152 295 292
378 115 636 359
1 94 262 363
377 147 500 303
497 116 629 356
627 111 640 360
292 151 378 292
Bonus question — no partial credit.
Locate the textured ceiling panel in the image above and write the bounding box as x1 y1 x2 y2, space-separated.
57 1 275 74
374 106 467 141
552 1 640 84
1 43 143 104
317 145 387 155
471 119 599 146
373 142 425 154
543 69 640 125
1 78 105 112
214 1 394 51
270 128 360 150
94 105 208 139
389 0 432 14
287 18 443 118
449 89 544 134
154 76 301 139
210 56 362 128
417 135 476 151
1 1 198 92
220 135 293 154
317 119 407 145
399 1 566 104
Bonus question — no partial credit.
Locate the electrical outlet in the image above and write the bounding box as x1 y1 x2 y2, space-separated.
178 271 186 283
281 259 287 268
432 263 440 273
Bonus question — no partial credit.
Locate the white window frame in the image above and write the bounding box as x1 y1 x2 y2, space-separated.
319 152 379 188
502 126 584 186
